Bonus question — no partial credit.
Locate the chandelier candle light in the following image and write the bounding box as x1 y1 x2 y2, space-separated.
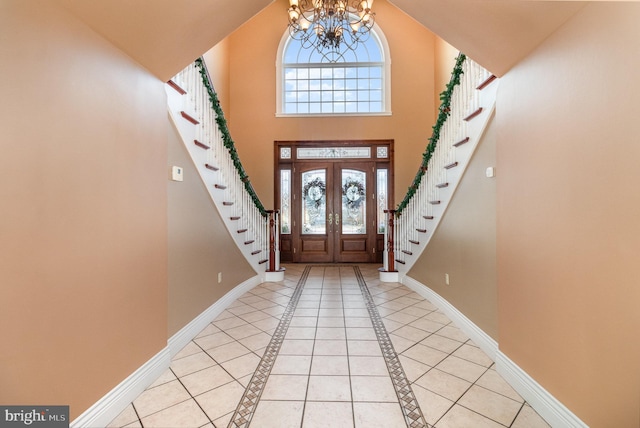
287 0 375 60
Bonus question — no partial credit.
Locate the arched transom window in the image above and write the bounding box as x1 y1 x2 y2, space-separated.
277 23 391 116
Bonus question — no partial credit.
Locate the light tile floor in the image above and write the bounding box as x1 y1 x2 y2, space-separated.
108 264 550 428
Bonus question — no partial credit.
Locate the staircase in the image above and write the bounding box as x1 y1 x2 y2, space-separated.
166 59 284 281
380 55 498 281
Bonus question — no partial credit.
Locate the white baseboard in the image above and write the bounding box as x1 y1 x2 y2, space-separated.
168 275 262 357
401 275 587 428
402 276 498 360
70 347 171 428
496 352 588 428
71 274 262 427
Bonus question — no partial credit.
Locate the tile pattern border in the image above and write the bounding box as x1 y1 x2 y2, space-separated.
228 265 428 428
353 266 430 428
227 266 311 428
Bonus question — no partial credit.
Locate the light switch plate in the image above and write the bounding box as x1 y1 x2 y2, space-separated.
171 166 184 182
485 167 495 178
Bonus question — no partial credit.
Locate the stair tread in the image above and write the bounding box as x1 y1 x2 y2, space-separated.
476 74 497 90
194 140 210 150
463 107 483 122
444 162 458 169
214 184 227 189
409 240 420 245
453 137 470 147
436 182 449 188
205 163 219 171
230 216 241 220
167 80 186 95
180 111 199 125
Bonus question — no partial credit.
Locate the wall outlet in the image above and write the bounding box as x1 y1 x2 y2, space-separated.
217 272 222 284
445 273 450 285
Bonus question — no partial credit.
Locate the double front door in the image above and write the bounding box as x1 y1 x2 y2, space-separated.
276 140 394 264
295 161 374 263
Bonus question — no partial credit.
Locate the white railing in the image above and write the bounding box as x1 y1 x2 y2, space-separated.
382 56 495 276
169 61 283 279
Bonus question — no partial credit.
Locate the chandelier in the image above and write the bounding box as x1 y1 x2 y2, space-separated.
287 0 375 61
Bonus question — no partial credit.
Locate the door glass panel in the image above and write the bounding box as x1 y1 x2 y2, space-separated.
280 169 291 234
302 169 326 234
377 169 387 234
341 169 366 234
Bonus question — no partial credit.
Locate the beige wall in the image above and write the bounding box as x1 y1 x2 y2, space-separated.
408 117 497 339
433 39 459 121
496 3 640 426
0 1 168 419
4 1 638 426
203 39 231 116
167 122 255 336
225 0 438 208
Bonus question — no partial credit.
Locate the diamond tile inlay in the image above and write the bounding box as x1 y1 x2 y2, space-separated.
353 267 430 428
227 266 429 428
227 267 311 428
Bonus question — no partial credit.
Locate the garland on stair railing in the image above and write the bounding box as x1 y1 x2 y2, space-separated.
194 58 268 217
396 53 467 215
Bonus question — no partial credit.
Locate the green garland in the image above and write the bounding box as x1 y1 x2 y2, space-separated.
193 53 465 218
396 53 467 215
194 58 268 217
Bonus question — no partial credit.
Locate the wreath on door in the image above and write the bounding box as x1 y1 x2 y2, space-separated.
303 177 326 210
343 179 365 209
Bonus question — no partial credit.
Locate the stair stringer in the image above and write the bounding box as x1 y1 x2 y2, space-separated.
396 79 498 277
166 83 265 277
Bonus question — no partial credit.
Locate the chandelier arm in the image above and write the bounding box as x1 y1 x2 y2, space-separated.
287 0 375 61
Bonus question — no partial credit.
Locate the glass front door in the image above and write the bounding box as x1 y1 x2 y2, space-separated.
294 162 375 263
275 140 393 264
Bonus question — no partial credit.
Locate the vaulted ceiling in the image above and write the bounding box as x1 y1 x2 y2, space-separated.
388 0 585 76
56 0 273 80
56 0 585 80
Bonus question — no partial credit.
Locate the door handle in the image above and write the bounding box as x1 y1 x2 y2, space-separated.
335 213 340 226
328 213 333 225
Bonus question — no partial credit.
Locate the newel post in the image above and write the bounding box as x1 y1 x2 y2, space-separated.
384 210 396 272
267 210 278 272
379 209 399 282
264 210 285 281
